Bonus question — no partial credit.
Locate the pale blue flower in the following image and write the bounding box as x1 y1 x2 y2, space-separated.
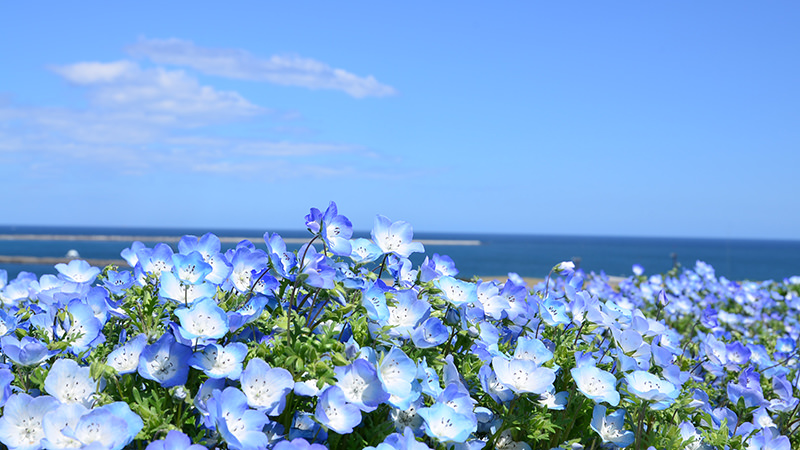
491 356 556 395
54 259 100 284
624 370 679 410
371 215 424 258
315 385 362 434
571 364 620 406
106 333 148 374
145 430 207 450
44 358 97 408
207 387 270 450
137 332 192 388
590 404 634 448
334 358 389 413
0 393 60 450
174 297 229 344
189 342 248 379
240 358 294 415
417 402 476 444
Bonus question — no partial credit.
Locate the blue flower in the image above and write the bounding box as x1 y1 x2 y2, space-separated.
377 347 421 410
42 402 88 449
410 317 449 349
178 233 233 285
62 299 104 354
362 281 390 323
315 385 362 434
571 364 620 406
491 356 556 395
207 387 270 450
0 393 60 450
145 430 207 450
44 358 97 408
305 201 353 257
420 254 459 282
1 335 56 367
189 342 248 379
417 402 477 444
240 358 294 415
174 297 230 344
137 332 192 388
334 358 390 412
590 404 634 448
349 238 383 264
54 259 101 284
624 370 679 410
273 437 329 450
435 276 477 308
69 405 141 450
371 215 424 258
107 333 148 374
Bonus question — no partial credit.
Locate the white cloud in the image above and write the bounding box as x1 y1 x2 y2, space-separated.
51 61 265 125
126 37 397 98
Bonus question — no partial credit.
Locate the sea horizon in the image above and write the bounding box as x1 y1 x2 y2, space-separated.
1 225 799 283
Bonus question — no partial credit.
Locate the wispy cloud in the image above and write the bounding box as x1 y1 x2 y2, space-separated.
126 37 397 98
51 61 265 125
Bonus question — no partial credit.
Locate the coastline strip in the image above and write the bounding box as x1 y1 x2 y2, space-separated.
0 234 480 246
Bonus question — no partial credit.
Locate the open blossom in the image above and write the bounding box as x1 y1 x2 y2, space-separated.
571 364 620 406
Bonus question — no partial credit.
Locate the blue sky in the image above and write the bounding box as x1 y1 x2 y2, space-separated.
1 2 798 239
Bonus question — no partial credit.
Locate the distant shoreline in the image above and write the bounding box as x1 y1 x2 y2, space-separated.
0 234 480 246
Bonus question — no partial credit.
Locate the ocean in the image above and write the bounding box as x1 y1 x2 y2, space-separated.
1 225 799 282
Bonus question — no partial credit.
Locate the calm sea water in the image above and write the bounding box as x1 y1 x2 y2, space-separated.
1 225 799 282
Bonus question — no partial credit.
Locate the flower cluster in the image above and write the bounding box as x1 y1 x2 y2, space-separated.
0 201 797 450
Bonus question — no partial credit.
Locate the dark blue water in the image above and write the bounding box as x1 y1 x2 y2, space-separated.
1 225 798 282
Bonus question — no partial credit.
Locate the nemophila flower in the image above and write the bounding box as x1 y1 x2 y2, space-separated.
189 342 248 380
174 297 229 343
0 369 14 408
747 428 791 450
44 358 98 408
62 298 104 354
435 276 477 308
624 370 679 410
725 341 751 368
178 233 233 285
420 254 459 282
315 385 363 434
41 402 87 450
410 317 449 349
769 374 799 412
571 364 620 406
240 358 294 415
67 406 135 450
539 295 570 326
387 290 430 339
227 295 269 332
102 269 134 295
491 356 556 395
727 366 765 408
146 430 207 450
349 238 383 264
289 411 325 442
306 201 354 257
229 247 270 293
138 332 192 388
334 358 390 412
54 259 101 284
378 347 421 410
539 386 569 410
417 402 477 444
513 335 553 365
274 437 329 450
590 404 634 448
369 426 432 450
0 308 18 337
171 251 213 285
264 233 297 279
371 215 424 258
362 281 390 323
107 333 147 374
207 387 270 450
479 365 514 403
296 244 335 289
136 243 175 279
0 393 59 450
1 335 56 367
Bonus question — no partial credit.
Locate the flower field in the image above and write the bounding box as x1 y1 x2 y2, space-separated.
0 202 796 450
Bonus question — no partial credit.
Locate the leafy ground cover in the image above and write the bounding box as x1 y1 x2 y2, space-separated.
0 202 797 450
